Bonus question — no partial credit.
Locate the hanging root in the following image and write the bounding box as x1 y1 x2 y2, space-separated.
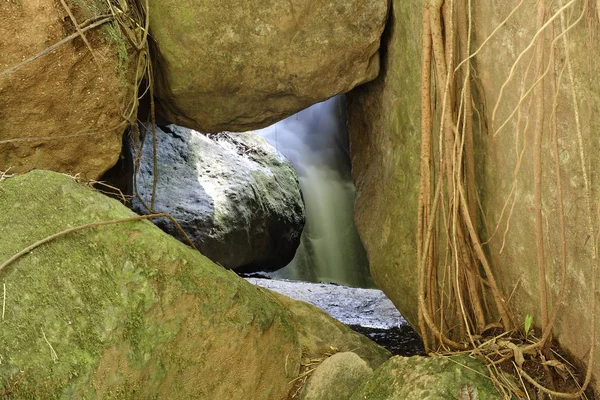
417 0 596 396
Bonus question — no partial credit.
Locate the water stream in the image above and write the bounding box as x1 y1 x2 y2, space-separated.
253 96 373 288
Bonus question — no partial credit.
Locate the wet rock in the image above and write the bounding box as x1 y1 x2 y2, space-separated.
133 125 304 271
246 278 405 329
348 325 424 357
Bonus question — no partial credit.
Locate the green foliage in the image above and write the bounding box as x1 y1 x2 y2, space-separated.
524 314 533 339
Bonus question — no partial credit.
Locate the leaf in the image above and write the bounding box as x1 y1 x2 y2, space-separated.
524 314 533 338
506 342 525 369
542 359 571 380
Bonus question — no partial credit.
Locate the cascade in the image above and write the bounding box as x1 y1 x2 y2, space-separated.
254 96 373 288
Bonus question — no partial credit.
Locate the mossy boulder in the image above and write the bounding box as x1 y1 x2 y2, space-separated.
0 171 301 399
132 125 304 271
350 355 502 399
0 1 137 179
347 0 423 327
148 0 390 132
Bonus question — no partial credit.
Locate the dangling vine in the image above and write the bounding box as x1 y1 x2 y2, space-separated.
418 0 511 353
417 0 597 396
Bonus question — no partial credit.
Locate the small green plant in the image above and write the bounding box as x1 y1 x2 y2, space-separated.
524 313 533 340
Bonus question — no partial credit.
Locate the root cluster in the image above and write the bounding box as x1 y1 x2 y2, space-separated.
417 0 597 397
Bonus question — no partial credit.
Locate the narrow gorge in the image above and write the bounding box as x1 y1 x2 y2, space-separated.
1 0 599 398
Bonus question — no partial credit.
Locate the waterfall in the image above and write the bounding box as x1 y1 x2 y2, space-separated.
254 95 373 288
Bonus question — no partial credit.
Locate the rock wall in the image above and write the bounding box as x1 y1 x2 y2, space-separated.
349 0 600 391
473 0 600 380
347 0 423 326
0 0 136 179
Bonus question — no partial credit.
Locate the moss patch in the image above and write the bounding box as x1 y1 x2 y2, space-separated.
0 171 301 399
351 355 502 400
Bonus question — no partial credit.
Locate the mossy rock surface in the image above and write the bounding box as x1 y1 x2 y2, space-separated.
148 0 389 132
351 355 502 400
348 0 600 391
0 171 301 399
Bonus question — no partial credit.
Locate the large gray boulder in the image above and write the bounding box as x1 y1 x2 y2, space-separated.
148 0 390 132
133 125 304 271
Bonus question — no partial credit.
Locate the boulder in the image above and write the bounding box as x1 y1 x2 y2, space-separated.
348 0 600 392
0 171 301 399
347 0 423 327
350 355 502 399
132 124 304 271
148 0 390 132
0 170 387 399
300 352 373 400
0 0 136 179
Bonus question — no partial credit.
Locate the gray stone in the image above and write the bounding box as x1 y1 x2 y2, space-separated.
148 0 390 132
246 278 407 329
301 352 373 400
132 125 304 271
347 0 600 392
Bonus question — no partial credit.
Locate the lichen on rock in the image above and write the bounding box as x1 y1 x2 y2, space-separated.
132 125 305 271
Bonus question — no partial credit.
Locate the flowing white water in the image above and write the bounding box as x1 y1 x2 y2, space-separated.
254 96 373 288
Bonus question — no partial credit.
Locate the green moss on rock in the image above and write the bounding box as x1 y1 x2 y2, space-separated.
351 355 502 400
0 171 301 399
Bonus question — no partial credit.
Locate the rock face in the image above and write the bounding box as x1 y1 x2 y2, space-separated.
133 125 304 271
301 352 373 400
148 0 390 132
0 0 136 179
0 171 388 399
348 0 600 392
246 278 407 329
350 355 501 399
347 0 422 327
